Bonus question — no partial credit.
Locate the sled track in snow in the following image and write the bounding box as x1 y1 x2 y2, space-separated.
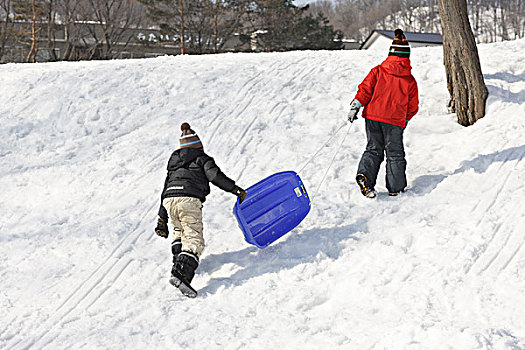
207 58 299 158
4 201 158 350
466 149 524 277
206 72 263 150
498 226 524 273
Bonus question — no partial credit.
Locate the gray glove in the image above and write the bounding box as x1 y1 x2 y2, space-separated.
347 99 362 122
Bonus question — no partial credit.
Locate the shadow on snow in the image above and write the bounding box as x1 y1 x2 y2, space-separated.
198 218 368 295
410 145 525 196
196 145 524 295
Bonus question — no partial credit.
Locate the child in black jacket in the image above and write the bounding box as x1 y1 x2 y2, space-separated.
155 122 246 297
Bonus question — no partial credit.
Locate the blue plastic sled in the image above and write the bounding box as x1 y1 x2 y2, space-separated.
233 171 311 249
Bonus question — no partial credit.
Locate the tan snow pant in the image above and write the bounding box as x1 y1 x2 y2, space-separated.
162 197 204 258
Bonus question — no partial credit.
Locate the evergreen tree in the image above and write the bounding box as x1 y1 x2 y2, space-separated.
251 1 343 51
292 12 343 50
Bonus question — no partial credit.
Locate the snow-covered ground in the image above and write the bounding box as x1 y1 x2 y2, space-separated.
1 39 524 349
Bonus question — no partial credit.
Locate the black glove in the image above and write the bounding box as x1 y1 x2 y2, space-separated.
347 99 362 123
155 216 169 238
231 186 247 204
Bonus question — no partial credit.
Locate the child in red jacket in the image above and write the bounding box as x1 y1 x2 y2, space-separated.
348 29 419 197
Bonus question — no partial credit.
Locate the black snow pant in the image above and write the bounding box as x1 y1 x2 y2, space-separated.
357 119 407 193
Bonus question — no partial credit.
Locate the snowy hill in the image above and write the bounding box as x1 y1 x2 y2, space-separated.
1 39 524 349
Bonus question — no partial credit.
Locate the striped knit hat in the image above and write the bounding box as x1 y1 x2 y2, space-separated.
180 122 203 150
388 29 410 58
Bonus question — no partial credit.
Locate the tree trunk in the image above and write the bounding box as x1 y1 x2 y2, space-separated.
213 1 218 53
46 0 57 61
26 0 39 63
179 0 184 54
0 0 11 61
437 0 488 126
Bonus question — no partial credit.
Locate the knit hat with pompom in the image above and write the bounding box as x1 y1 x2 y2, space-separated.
179 122 203 150
388 29 411 58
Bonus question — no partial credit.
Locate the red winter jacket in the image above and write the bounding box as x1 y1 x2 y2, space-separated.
354 56 419 128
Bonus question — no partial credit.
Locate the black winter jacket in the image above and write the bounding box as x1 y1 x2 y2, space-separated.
158 148 236 219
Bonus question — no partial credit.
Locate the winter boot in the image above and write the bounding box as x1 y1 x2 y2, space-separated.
170 252 199 298
356 173 377 198
171 239 182 265
388 188 406 197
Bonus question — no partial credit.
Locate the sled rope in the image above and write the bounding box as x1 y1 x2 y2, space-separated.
298 121 349 174
311 122 352 200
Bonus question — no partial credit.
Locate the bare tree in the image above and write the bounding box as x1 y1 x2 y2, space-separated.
11 0 44 62
3 0 524 63
211 0 251 53
438 0 488 126
56 0 83 60
308 0 523 43
331 1 361 41
26 0 39 62
142 0 252 54
507 0 524 38
0 0 12 61
184 0 250 54
80 0 144 59
41 0 58 60
139 0 185 54
307 0 335 18
184 0 211 53
179 0 184 53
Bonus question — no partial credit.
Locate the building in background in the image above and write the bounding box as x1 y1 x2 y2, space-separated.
341 39 360 50
360 30 443 51
1 21 176 63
